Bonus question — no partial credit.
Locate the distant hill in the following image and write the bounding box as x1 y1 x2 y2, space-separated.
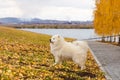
0 17 21 24
0 17 92 25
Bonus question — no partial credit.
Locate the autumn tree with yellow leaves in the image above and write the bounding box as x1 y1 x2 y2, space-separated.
94 0 120 44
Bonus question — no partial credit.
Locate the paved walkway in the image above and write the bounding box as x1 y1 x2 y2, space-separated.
88 41 120 80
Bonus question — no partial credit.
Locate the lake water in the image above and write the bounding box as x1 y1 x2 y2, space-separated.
21 29 97 40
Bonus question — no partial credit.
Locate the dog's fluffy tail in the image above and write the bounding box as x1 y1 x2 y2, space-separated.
72 41 89 52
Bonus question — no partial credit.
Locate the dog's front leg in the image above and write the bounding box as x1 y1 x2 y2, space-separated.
53 56 61 66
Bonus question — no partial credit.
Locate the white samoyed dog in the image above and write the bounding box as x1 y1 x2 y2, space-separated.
50 35 89 70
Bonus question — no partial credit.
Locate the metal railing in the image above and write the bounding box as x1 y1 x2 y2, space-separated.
81 35 120 42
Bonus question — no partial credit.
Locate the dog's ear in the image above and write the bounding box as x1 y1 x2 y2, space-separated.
56 34 60 38
56 34 61 39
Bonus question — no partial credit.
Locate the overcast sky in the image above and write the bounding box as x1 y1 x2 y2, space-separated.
0 0 95 21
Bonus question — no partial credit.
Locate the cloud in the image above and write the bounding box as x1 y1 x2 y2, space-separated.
16 0 95 9
0 0 95 21
39 7 93 21
46 0 95 9
0 0 23 17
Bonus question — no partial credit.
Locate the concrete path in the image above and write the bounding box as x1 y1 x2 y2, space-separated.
88 41 120 80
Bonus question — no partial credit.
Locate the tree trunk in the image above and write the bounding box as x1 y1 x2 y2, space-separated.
102 36 105 42
107 36 109 42
113 35 116 42
109 36 112 42
118 35 120 44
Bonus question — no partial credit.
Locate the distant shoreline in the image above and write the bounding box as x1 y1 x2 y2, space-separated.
0 24 93 29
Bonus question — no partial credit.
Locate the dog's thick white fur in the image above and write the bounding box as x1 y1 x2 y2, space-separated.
50 35 88 70
72 41 89 53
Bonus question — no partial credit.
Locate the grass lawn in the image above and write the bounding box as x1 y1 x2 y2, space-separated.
0 26 105 80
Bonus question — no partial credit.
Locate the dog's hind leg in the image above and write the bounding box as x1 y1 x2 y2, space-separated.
80 65 86 70
73 57 86 70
